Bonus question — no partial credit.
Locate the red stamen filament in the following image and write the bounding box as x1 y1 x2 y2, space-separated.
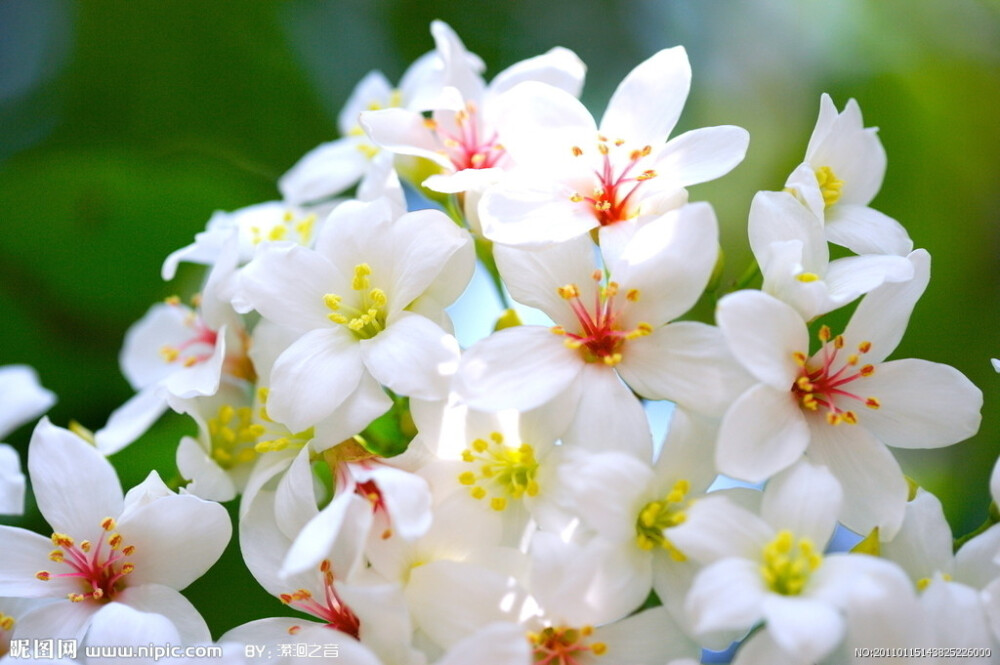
570 139 655 226
36 520 135 603
428 103 504 171
280 561 360 639
553 274 650 366
792 330 879 425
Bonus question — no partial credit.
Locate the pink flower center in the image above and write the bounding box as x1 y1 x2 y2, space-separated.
424 101 506 171
569 136 657 226
281 560 360 639
159 299 219 369
550 271 651 367
528 625 607 664
35 517 136 603
791 326 881 425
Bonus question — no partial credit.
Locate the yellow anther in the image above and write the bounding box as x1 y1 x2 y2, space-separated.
569 193 584 202
597 143 609 155
490 497 507 512
0 614 14 631
571 146 583 156
101 517 116 531
558 284 580 299
36 571 51 581
51 533 73 548
641 145 652 156
626 288 640 302
815 166 844 208
858 341 872 353
160 346 180 363
472 438 488 453
859 364 875 377
328 313 348 324
490 432 504 444
564 338 584 350
80 540 91 553
834 335 844 349
108 534 123 550
865 397 881 409
796 376 815 392
636 170 657 181
121 563 135 575
796 272 820 283
369 288 387 306
122 545 135 556
626 322 653 340
818 325 831 342
793 351 808 366
470 486 487 500
164 295 181 306
602 353 623 366
423 118 438 130
68 593 85 603
827 412 843 426
842 411 858 425
847 354 859 366
268 226 287 241
182 356 198 368
351 263 372 291
357 144 379 159
591 642 608 656
458 471 476 486
49 549 64 562
323 294 342 310
594 201 611 212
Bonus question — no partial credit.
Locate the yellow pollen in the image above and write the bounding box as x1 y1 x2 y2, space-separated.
797 272 820 282
634 480 691 560
323 294 342 310
51 533 73 548
352 263 372 291
815 166 844 208
760 529 822 595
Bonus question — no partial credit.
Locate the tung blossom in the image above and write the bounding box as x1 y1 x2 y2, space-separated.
715 250 982 536
457 203 751 454
0 419 230 644
238 196 474 435
478 46 748 247
784 93 912 256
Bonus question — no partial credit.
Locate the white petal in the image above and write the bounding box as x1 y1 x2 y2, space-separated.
805 94 839 159
407 560 527 650
360 107 452 168
489 46 586 98
881 488 955 582
842 249 929 363
11 599 96 641
921 579 994 660
280 492 373 580
355 464 432 541
311 372 394 453
239 244 342 332
0 443 26 515
823 253 914 309
29 418 124 536
611 202 720 326
954 523 1000 588
267 328 363 432
805 421 907 538
668 495 771 563
716 384 810 483
114 583 211 644
559 365 653 459
362 314 459 401
479 177 598 248
0 525 75 597
556 450 654 541
858 358 982 449
175 436 236 503
761 595 844 663
0 365 55 439
117 494 231 590
717 290 808 390
86 602 183 659
747 190 827 274
808 98 886 207
654 125 750 191
493 234 597 327
619 321 753 417
685 558 765 635
456 326 583 412
339 69 393 132
600 47 691 146
278 137 369 205
437 622 531 665
761 460 842 547
595 606 701 665
491 80 596 169
825 204 913 256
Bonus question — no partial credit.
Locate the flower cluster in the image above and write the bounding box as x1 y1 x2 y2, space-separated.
2 20 997 665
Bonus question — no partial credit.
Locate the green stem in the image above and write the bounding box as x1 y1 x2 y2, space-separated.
954 502 1000 552
733 258 761 292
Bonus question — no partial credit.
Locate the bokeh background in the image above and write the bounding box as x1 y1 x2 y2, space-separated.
2 0 998 640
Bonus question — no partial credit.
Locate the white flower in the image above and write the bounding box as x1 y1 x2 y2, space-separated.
360 20 586 196
785 93 912 256
238 196 474 433
0 419 230 644
748 190 913 321
0 365 55 515
477 46 748 247
457 203 750 454
715 250 982 536
670 461 906 664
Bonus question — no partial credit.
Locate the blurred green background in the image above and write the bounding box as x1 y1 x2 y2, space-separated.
2 0 998 639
